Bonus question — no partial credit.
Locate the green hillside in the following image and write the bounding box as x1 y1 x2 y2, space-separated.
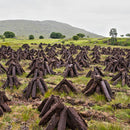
0 20 103 38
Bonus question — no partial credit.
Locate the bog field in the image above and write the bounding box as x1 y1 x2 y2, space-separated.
0 38 130 130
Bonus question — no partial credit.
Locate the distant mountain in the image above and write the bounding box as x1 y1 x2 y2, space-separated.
0 20 103 38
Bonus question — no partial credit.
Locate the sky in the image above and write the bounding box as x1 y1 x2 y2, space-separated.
0 0 129 37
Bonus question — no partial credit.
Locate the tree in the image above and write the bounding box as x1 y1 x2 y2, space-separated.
3 31 15 38
120 35 124 37
50 32 56 39
77 33 85 38
109 28 118 45
29 35 34 40
50 32 65 39
39 35 44 39
72 35 79 40
126 33 130 37
109 28 117 38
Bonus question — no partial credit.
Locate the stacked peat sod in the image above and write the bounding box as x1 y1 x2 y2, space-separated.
66 55 83 71
39 43 43 49
64 63 78 77
64 58 80 77
0 45 11 60
23 76 48 99
28 58 56 77
15 48 31 61
104 55 129 73
111 48 126 56
101 47 112 55
48 51 65 69
90 47 101 64
2 46 29 62
60 44 78 56
61 48 72 60
76 50 90 68
46 47 58 58
49 58 62 69
86 66 104 78
111 69 130 87
2 75 21 89
24 58 48 99
63 55 79 77
82 75 114 102
21 45 39 60
38 95 87 130
27 66 46 78
7 61 25 76
22 44 30 49
5 48 28 64
68 44 78 55
0 91 11 116
2 59 23 89
53 78 78 94
92 54 101 64
25 49 35 60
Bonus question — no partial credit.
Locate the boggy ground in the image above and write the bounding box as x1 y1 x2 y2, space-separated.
0 38 130 130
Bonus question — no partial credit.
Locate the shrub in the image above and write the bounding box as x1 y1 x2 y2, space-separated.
50 32 65 39
77 33 85 38
39 35 44 39
3 31 15 38
29 35 34 40
72 35 79 40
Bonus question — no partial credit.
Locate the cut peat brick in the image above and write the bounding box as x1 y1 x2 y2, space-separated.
111 69 130 87
64 64 78 77
23 77 48 99
38 95 88 130
86 66 104 78
54 78 78 94
82 75 114 102
7 62 25 76
2 75 21 89
104 55 129 73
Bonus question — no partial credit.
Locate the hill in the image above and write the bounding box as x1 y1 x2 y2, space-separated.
0 20 103 38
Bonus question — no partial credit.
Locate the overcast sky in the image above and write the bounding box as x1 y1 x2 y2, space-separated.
0 0 129 36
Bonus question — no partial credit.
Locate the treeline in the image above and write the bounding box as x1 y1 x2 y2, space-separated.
0 31 87 40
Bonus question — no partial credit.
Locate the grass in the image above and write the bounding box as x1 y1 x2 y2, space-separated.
2 114 11 123
91 93 106 102
21 107 34 122
115 109 130 122
110 92 130 105
92 104 114 112
88 121 125 130
0 38 130 129
44 88 54 99
0 105 40 129
0 37 130 49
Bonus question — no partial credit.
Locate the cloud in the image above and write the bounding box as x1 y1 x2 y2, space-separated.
0 0 129 36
